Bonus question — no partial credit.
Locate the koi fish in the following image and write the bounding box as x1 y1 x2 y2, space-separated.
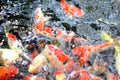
34 8 50 24
0 49 20 66
72 41 112 65
43 44 71 70
28 53 47 73
34 7 87 44
7 33 26 54
22 75 46 80
0 66 18 80
6 33 32 62
60 0 84 17
34 7 51 31
28 44 74 73
101 32 120 76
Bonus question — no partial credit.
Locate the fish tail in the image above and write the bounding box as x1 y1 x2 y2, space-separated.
100 31 113 42
101 32 120 54
88 42 112 54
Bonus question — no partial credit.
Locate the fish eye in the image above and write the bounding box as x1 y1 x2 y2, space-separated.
53 29 57 34
60 27 66 31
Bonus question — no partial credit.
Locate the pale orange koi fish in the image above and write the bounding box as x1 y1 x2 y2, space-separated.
60 0 84 17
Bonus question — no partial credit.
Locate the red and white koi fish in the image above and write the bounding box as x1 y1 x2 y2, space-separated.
0 66 18 80
43 44 72 70
34 7 87 44
60 0 84 17
72 41 112 65
6 33 32 62
7 33 25 54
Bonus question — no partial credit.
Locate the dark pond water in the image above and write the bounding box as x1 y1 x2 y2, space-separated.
0 0 120 79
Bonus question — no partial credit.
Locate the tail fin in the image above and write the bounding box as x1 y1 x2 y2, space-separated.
100 32 113 42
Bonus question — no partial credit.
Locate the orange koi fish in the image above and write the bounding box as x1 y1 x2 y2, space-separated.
60 0 84 17
72 42 112 65
22 75 46 80
0 66 18 80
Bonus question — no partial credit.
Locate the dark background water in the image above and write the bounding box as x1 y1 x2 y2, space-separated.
0 0 120 79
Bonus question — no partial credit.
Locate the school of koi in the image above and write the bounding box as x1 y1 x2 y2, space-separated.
0 0 120 80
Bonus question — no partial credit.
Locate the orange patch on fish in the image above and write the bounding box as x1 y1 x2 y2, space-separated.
79 70 91 80
46 44 70 62
72 42 111 65
35 19 44 30
30 50 39 59
60 0 84 17
0 66 18 80
7 33 17 43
